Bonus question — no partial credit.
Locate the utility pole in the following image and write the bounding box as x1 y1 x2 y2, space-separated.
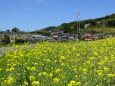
76 12 80 41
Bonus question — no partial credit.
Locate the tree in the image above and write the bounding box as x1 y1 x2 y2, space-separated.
5 29 10 33
42 26 56 31
15 39 25 44
2 35 10 44
12 27 20 32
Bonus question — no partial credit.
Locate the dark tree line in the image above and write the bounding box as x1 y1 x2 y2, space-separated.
2 35 10 44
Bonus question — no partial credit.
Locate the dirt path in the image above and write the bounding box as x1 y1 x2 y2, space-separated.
0 44 36 56
0 47 15 56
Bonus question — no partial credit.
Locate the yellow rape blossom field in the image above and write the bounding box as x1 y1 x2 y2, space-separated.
0 38 115 86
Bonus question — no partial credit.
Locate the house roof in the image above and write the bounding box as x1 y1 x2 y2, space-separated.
83 34 92 37
0 33 25 36
32 35 47 38
89 36 97 39
61 36 68 38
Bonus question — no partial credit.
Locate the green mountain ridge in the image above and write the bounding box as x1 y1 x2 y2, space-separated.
31 13 115 35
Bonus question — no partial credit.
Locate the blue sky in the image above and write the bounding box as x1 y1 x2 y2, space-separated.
0 0 115 31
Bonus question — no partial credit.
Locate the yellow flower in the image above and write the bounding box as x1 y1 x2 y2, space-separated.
93 52 98 55
24 81 28 85
46 59 51 62
76 54 80 56
55 68 62 73
32 81 40 86
38 73 42 76
10 68 14 71
7 64 11 66
73 68 77 72
29 76 35 80
31 67 36 71
53 78 60 83
98 73 103 76
60 56 66 60
0 68 2 71
108 74 114 77
76 82 81 85
61 63 65 66
42 72 48 76
72 47 76 51
68 84 73 86
6 68 14 72
103 77 106 80
104 67 109 71
34 63 38 65
86 61 91 64
89 57 95 60
70 80 76 84
27 67 30 70
49 73 53 77
4 79 6 82
7 76 14 84
83 68 87 72
38 72 48 76
68 80 80 86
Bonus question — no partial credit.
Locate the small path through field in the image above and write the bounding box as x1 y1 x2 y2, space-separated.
0 44 36 56
0 47 15 56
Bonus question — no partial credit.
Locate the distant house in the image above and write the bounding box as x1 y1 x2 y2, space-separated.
68 36 75 41
9 33 28 43
51 31 73 41
46 37 55 42
0 33 55 44
31 35 48 42
93 34 101 37
51 31 64 39
53 34 59 39
0 33 29 44
81 34 97 40
61 35 68 41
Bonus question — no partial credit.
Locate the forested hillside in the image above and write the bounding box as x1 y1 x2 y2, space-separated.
31 13 115 35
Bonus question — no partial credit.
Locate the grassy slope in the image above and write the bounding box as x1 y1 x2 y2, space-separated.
81 28 115 34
